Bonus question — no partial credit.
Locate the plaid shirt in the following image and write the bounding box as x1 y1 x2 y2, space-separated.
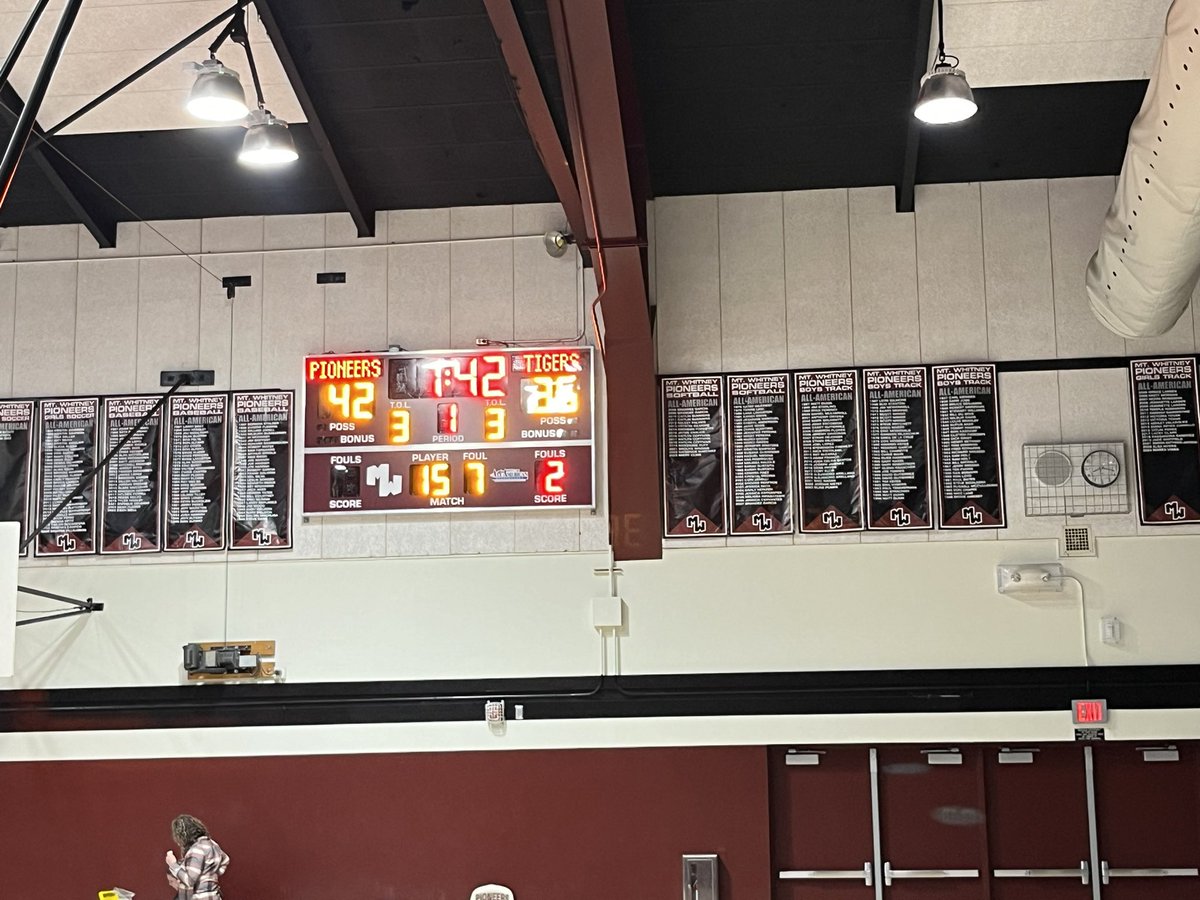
169 836 229 900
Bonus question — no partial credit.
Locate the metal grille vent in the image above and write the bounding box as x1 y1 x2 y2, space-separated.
1061 525 1095 557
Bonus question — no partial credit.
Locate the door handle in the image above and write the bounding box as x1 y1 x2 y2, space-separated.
779 862 873 886
883 863 979 886
993 861 1089 885
1100 861 1199 883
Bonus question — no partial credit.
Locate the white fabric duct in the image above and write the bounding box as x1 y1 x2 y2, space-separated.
1088 0 1200 338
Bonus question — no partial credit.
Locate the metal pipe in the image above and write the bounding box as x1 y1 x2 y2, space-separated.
0 0 51 93
0 0 83 210
42 0 251 137
231 9 266 109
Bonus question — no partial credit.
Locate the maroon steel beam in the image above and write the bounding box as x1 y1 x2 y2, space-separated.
483 0 588 252
547 0 661 560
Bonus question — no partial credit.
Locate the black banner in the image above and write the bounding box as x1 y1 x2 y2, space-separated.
164 393 228 551
0 400 34 555
100 396 163 554
34 397 99 556
662 376 726 537
795 370 863 532
863 367 932 530
1130 357 1200 524
231 391 293 549
932 364 1005 528
726 373 792 534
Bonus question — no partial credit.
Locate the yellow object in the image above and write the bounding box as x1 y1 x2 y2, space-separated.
98 893 119 900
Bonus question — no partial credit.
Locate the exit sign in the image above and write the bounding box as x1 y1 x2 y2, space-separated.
1072 699 1108 724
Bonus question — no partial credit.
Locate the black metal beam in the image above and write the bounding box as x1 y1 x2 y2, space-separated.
896 0 935 213
253 0 375 238
0 0 51 92
0 0 82 211
0 83 118 247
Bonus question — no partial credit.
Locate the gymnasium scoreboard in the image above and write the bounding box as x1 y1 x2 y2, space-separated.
302 347 595 514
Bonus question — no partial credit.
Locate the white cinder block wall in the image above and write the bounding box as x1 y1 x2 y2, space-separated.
4 184 1200 714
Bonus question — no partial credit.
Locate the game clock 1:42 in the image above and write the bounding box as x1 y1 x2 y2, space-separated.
301 346 594 514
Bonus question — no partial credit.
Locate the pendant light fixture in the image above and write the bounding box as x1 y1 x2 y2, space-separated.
185 7 297 167
239 107 298 167
185 57 248 122
914 0 977 125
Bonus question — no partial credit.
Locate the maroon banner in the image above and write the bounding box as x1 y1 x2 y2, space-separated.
662 376 726 537
231 391 294 549
99 396 164 553
164 393 228 551
34 397 99 556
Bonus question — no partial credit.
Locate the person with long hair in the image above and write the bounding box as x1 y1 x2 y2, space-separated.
165 814 230 900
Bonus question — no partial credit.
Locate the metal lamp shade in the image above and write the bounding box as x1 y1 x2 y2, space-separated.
914 66 977 124
186 62 248 122
239 115 298 167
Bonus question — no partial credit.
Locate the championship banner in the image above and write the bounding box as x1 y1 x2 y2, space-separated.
862 367 932 530
727 373 792 534
931 364 1005 528
795 370 863 532
231 391 293 549
0 401 34 555
99 396 164 553
1130 357 1200 524
34 397 99 556
164 393 228 551
662 376 726 537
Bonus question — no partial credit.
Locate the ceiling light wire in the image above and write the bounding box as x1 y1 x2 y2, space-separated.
0 96 224 287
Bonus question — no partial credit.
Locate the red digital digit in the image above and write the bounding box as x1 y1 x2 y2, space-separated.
480 354 508 398
538 458 567 494
453 356 480 397
437 402 459 434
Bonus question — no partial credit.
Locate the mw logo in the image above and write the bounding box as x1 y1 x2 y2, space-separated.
1165 500 1188 521
366 463 404 498
889 507 912 528
821 509 844 530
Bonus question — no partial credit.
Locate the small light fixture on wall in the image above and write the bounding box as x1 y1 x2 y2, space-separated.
914 0 977 125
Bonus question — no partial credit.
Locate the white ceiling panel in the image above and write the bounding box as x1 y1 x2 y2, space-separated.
943 0 1173 87
0 0 303 133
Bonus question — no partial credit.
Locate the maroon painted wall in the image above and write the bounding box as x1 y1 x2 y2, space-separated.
0 746 770 900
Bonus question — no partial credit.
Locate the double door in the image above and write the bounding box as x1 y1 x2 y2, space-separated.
771 743 1200 900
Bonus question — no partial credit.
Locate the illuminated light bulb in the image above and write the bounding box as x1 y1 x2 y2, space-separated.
186 59 249 122
914 64 977 124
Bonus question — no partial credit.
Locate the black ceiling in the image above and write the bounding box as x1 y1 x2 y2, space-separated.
0 0 1148 230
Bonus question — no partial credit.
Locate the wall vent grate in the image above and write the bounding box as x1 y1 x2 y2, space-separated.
1061 525 1096 557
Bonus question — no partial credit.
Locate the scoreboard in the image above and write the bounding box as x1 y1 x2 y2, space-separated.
302 347 594 514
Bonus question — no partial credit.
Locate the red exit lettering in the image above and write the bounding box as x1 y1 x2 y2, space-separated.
1072 699 1108 724
520 351 582 374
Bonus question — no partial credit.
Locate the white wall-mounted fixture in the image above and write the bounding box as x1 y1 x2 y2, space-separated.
996 563 1065 594
785 749 825 766
592 595 624 630
921 747 963 765
1101 615 1123 646
914 0 977 124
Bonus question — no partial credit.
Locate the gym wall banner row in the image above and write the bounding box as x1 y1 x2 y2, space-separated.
662 357 1200 538
0 390 292 557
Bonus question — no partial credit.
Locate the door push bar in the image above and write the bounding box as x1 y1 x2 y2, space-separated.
778 863 873 886
1101 862 1199 884
994 862 1089 885
883 863 979 886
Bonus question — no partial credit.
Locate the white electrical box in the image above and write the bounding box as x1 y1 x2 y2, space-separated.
592 595 624 629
